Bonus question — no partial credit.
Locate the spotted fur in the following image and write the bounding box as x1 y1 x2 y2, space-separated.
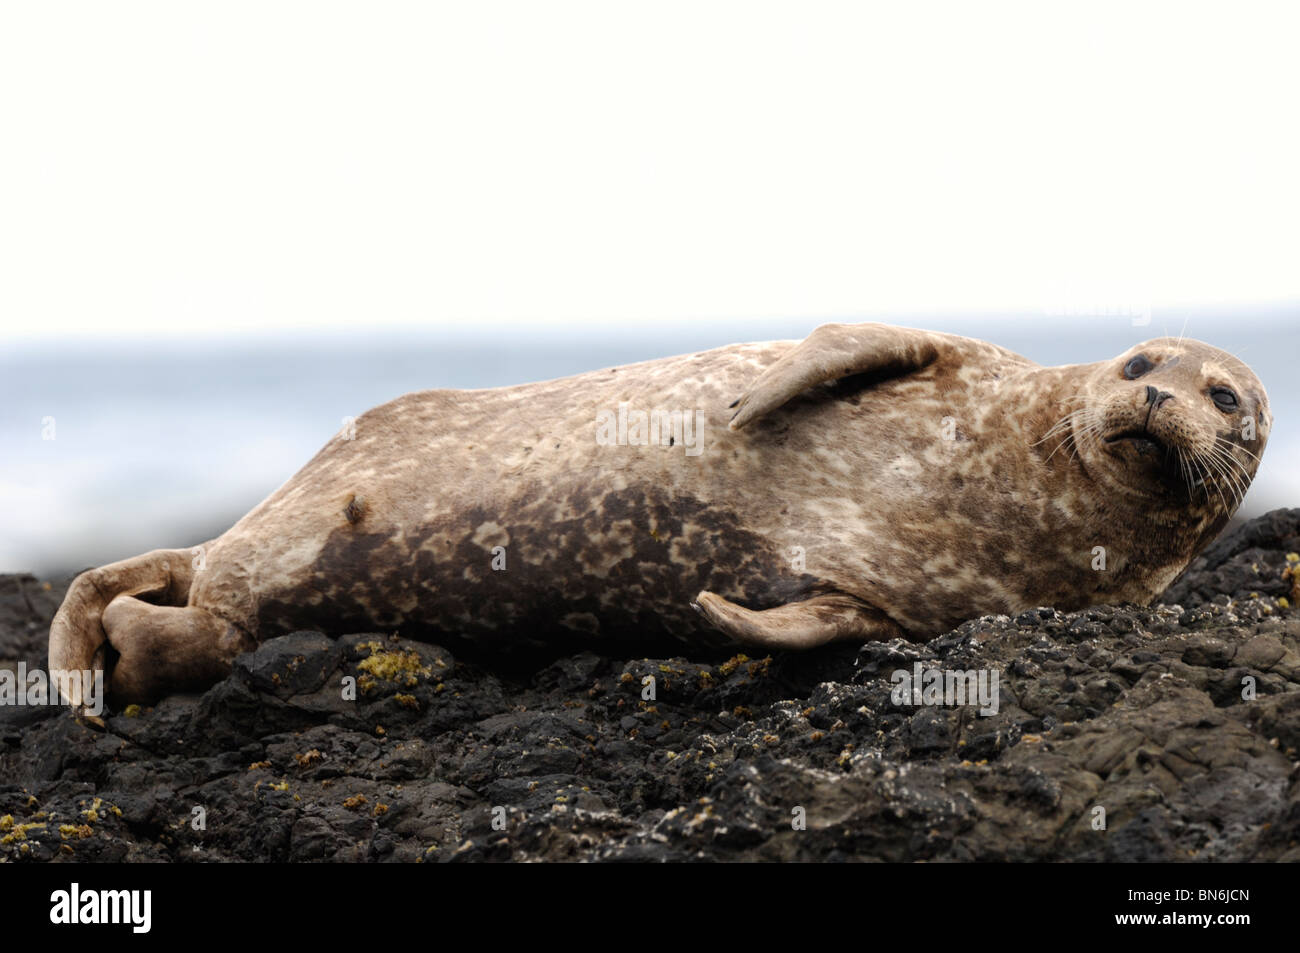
49 323 1270 705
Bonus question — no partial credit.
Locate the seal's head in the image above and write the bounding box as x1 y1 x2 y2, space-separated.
1058 337 1270 515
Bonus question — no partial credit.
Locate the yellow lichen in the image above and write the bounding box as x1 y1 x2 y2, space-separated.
294 749 322 767
718 654 750 677
1 821 46 844
1284 559 1300 603
356 648 432 691
343 795 368 811
60 824 93 840
123 704 142 718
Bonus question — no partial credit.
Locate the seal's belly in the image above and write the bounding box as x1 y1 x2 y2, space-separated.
201 454 820 647
244 496 815 647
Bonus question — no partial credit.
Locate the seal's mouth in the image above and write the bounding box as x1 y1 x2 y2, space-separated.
1103 427 1205 490
1103 427 1167 456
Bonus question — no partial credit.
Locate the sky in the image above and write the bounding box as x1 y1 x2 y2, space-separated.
1 1 1298 341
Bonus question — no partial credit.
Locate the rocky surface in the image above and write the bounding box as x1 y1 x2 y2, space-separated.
3 510 1300 862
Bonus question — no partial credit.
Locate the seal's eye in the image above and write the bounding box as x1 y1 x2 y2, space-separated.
1210 387 1238 412
1123 355 1154 379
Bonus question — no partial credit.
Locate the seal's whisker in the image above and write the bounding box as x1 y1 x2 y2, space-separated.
1186 450 1214 495
1065 416 1107 464
1196 447 1240 510
1034 420 1068 445
1043 427 1081 463
1215 434 1262 464
1034 408 1093 452
1185 452 1202 499
1185 446 1222 508
1043 432 1075 464
1036 405 1107 464
1210 450 1251 502
1204 438 1251 488
1202 442 1251 507
1203 460 1232 512
1175 447 1194 497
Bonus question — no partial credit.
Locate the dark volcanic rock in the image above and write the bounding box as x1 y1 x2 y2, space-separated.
2 510 1300 862
1161 507 1300 607
0 574 65 671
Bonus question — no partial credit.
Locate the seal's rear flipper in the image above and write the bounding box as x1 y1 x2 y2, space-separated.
728 322 943 430
691 590 902 650
48 548 201 709
100 596 253 704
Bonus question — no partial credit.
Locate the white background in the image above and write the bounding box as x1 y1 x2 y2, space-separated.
1 0 1297 338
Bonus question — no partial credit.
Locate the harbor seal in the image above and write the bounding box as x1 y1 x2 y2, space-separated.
49 323 1270 705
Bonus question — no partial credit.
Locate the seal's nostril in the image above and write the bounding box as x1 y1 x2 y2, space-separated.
1145 385 1158 405
1155 390 1174 409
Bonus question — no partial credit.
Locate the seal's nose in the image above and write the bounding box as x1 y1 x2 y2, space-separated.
1144 386 1174 409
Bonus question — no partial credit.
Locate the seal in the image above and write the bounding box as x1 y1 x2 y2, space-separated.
48 323 1271 705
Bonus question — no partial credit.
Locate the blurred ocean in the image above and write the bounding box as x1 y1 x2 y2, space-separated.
2 309 1297 575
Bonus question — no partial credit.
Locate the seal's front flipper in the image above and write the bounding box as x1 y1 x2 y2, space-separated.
728 322 944 430
691 590 902 650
